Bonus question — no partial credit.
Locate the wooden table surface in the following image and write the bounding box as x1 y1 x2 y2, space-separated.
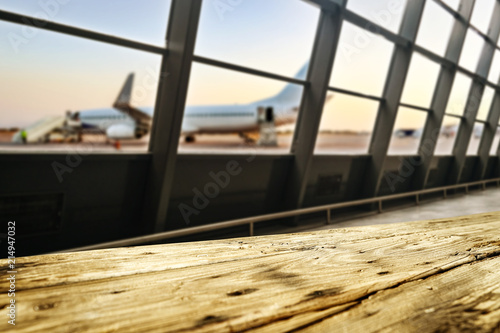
2 212 500 332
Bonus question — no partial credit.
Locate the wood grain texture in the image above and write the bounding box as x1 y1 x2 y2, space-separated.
1 212 500 332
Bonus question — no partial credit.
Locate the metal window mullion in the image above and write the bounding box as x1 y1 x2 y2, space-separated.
0 9 166 55
362 0 426 198
284 3 345 211
449 0 500 184
141 0 202 233
413 0 475 190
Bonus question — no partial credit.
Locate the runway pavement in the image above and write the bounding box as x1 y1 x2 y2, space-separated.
0 132 475 156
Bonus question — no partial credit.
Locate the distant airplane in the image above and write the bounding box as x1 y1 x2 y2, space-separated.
394 123 490 139
71 63 311 143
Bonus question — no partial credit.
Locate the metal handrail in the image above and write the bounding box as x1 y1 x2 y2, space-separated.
59 177 500 253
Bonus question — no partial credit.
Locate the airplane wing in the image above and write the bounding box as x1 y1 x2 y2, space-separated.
113 73 152 124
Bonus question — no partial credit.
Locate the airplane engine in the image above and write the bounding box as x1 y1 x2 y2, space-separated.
106 124 136 140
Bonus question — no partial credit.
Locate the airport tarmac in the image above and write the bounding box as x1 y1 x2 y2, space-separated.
0 131 485 156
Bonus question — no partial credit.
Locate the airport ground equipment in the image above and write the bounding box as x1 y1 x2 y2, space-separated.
257 106 278 146
11 115 82 144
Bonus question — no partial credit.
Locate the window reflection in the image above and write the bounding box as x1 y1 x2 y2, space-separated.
445 72 472 117
435 115 460 155
388 107 427 155
195 0 319 78
400 53 440 108
315 93 378 155
0 0 171 46
416 0 455 57
330 22 393 97
466 122 484 155
346 0 407 34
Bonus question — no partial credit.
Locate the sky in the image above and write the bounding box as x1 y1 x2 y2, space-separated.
0 0 498 133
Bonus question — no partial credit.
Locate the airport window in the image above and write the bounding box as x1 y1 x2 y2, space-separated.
435 115 461 156
400 52 440 109
466 122 485 155
194 0 319 78
459 29 485 74
488 50 500 84
388 107 427 155
491 126 500 155
470 0 497 35
0 21 161 152
1 0 172 46
329 22 393 97
346 0 407 34
416 0 455 57
315 92 379 155
445 72 473 117
180 62 304 154
477 86 495 122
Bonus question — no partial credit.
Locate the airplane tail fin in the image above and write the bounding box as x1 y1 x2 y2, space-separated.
114 73 134 107
272 62 309 105
113 73 152 122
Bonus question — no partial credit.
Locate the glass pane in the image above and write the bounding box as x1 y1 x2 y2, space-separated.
329 22 393 96
491 127 500 155
179 63 304 154
445 72 472 116
346 0 407 34
0 0 171 46
466 122 484 155
315 93 378 155
488 50 500 84
388 107 427 155
435 115 460 155
459 29 484 73
477 87 495 121
441 0 460 11
195 0 319 78
470 0 497 35
416 0 455 57
0 22 161 153
400 53 440 108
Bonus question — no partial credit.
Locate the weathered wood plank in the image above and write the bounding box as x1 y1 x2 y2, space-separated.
0 212 499 332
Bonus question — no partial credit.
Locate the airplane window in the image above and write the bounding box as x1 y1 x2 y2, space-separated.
435 115 461 156
466 122 484 155
470 0 497 35
488 50 500 84
0 21 161 153
346 0 407 34
459 29 485 74
416 0 455 57
315 92 378 155
194 0 319 78
477 87 495 122
180 62 304 154
445 72 472 117
400 52 440 109
329 22 393 97
1 0 171 47
387 107 427 155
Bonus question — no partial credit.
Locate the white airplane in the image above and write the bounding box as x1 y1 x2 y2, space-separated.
72 63 310 143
